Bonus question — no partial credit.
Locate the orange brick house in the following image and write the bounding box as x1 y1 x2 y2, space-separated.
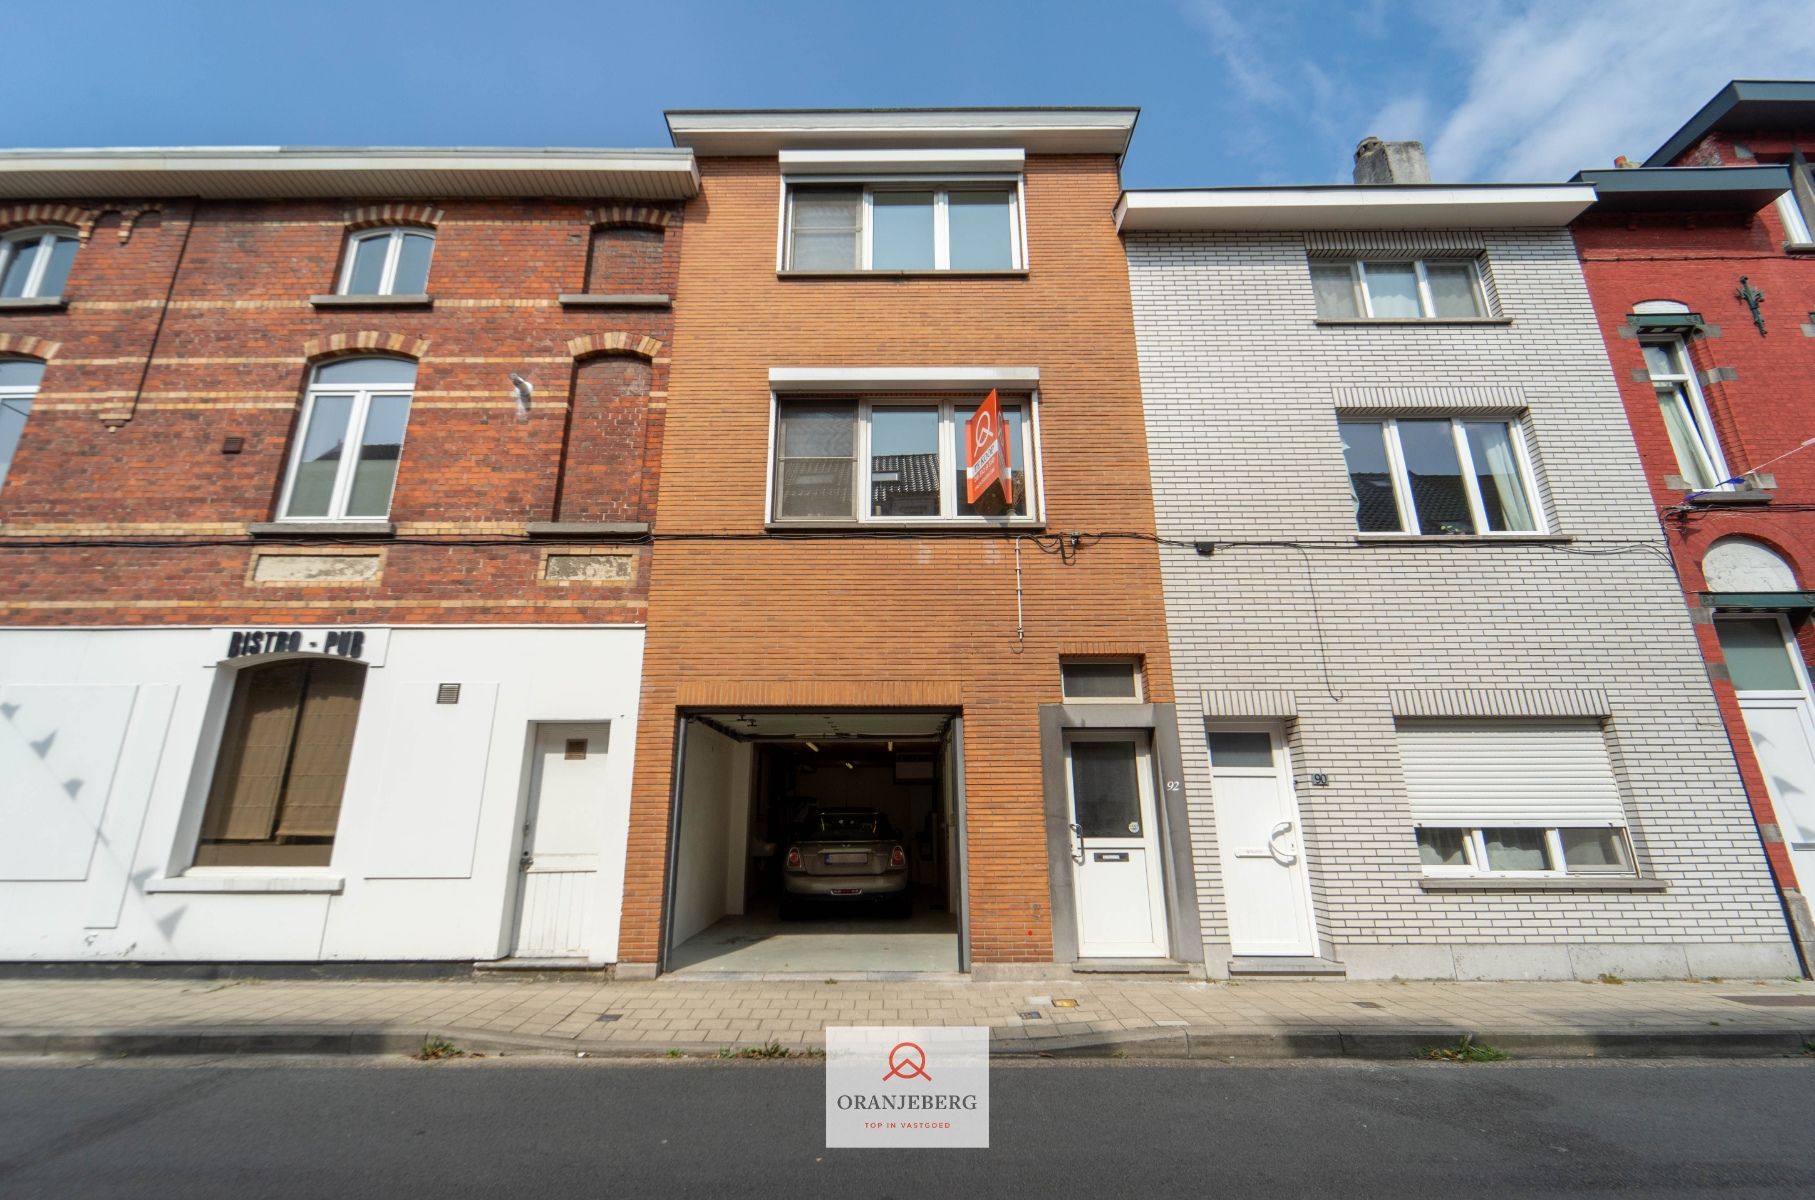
617 111 1195 979
0 148 695 965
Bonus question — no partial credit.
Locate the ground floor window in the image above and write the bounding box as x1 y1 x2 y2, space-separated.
194 658 366 867
1398 721 1635 878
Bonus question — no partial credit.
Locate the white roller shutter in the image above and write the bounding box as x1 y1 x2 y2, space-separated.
1398 722 1626 827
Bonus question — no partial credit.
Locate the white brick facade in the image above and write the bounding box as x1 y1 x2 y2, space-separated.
1126 226 1798 980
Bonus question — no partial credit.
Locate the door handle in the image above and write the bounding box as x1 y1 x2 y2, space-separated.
1266 821 1297 865
1068 822 1085 866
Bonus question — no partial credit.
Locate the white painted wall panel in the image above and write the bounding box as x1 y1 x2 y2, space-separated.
0 686 134 880
357 681 500 879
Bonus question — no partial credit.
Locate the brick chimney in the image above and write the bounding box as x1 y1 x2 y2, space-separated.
1353 136 1431 185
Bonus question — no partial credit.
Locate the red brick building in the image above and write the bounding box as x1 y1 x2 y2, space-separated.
0 148 696 964
1573 81 1815 970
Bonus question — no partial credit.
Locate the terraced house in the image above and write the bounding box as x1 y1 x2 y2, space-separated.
1120 137 1799 981
0 146 694 964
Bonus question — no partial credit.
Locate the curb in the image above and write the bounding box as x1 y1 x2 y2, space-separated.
3 1023 1811 1062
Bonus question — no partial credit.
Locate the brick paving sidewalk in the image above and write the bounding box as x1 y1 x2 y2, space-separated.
2 974 1814 1057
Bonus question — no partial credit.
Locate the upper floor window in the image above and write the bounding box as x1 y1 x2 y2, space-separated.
339 228 434 296
783 183 1023 272
1642 338 1729 491
1310 257 1488 320
1339 416 1540 536
279 358 416 521
0 358 45 492
0 228 79 299
771 395 1035 523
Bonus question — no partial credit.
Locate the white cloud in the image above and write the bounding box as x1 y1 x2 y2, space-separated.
1386 0 1815 182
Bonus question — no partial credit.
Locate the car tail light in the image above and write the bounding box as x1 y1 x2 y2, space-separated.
785 847 803 871
888 844 906 869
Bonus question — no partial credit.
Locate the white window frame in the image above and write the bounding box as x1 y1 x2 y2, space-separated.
1059 658 1145 703
1642 336 1731 491
1344 415 1545 536
766 392 1042 526
336 227 435 296
277 364 415 522
1776 192 1814 245
0 227 78 299
779 176 1027 272
1415 825 1635 878
1315 257 1489 320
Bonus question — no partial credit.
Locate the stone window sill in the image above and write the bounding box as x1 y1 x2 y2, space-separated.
1784 242 1815 256
248 521 396 538
1684 489 1773 507
0 295 66 311
309 294 432 308
1419 877 1667 893
1314 317 1513 327
146 872 344 895
777 269 1029 280
558 293 670 308
765 521 1045 534
1353 533 1574 546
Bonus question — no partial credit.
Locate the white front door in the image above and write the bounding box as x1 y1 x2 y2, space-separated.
1064 731 1170 958
1209 727 1318 957
1719 616 1815 889
511 722 611 959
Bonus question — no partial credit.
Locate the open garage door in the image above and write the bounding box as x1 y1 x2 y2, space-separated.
663 710 963 977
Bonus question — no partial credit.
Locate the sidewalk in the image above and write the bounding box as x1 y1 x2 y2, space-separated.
2 973 1813 1061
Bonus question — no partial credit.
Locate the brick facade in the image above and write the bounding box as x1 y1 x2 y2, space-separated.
617 150 1176 968
0 195 682 627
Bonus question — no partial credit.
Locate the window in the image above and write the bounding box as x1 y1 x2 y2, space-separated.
1339 417 1540 535
1716 616 1805 693
1643 338 1729 491
771 396 1035 523
279 358 415 521
783 183 1023 271
195 658 366 867
1061 659 1143 702
1310 257 1487 319
1400 722 1635 878
338 228 434 296
0 227 79 299
0 359 44 492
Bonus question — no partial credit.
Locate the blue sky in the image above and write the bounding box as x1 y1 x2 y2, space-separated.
14 1 1815 187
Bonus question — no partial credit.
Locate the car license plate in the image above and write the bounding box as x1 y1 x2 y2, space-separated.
829 888 863 896
825 852 867 865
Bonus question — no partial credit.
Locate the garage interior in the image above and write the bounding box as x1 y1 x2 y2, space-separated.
665 711 963 976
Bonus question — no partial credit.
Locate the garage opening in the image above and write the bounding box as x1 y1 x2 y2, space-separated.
664 710 964 976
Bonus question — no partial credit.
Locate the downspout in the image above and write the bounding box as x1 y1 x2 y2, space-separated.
103 198 197 431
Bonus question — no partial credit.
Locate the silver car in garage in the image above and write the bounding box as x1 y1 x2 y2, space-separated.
780 806 911 918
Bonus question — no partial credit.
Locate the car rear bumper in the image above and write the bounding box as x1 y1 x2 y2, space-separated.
783 871 909 897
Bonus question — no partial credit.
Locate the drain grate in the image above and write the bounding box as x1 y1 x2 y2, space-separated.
1720 995 1815 1007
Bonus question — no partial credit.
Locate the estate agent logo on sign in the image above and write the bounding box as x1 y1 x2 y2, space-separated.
965 389 1013 508
826 1026 989 1149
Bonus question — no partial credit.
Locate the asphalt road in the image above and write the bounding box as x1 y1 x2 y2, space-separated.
1 1058 1812 1198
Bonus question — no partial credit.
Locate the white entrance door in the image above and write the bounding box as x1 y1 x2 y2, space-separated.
1208 727 1318 957
1718 616 1815 889
511 722 611 959
1064 731 1169 958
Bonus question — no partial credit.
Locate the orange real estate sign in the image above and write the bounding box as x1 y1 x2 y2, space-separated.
965 389 1013 506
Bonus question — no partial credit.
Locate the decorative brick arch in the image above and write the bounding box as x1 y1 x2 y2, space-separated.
0 204 99 243
342 204 444 232
567 332 664 361
0 334 61 360
585 204 674 231
302 331 431 362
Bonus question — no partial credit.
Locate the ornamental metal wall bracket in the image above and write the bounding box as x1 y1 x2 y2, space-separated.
1737 275 1766 335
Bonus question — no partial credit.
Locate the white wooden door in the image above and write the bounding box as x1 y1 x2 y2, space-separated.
1209 727 1318 957
1719 616 1815 891
511 722 610 959
1064 731 1169 959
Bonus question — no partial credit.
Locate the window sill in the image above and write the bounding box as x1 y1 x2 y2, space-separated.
0 295 67 311
1784 241 1815 255
558 293 670 308
248 521 396 538
146 872 345 895
1353 533 1573 546
1684 488 1773 507
309 294 432 308
777 269 1029 280
1314 316 1513 327
1419 876 1666 893
525 520 651 538
765 520 1045 534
